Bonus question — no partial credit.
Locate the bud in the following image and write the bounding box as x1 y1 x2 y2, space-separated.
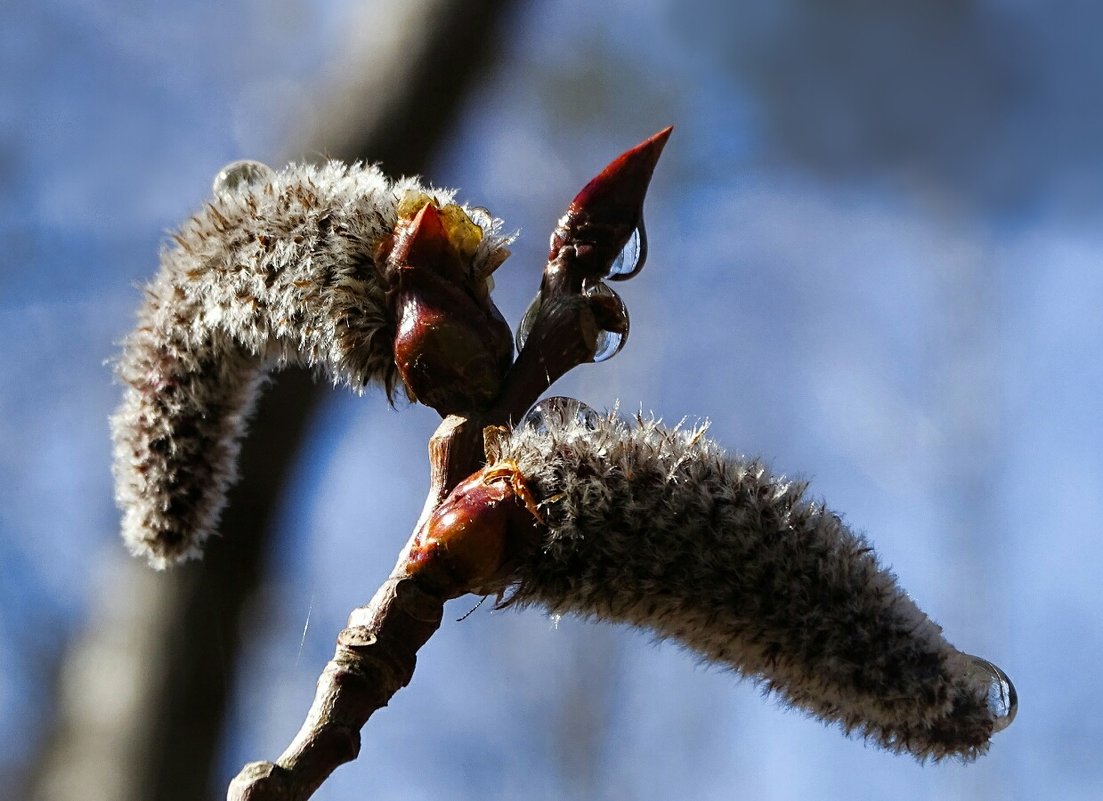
545 126 671 289
409 460 543 598
382 199 514 415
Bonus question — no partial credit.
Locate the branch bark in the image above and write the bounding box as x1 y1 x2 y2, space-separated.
228 573 447 801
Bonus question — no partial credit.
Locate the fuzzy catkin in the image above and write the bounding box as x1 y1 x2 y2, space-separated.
111 161 511 568
499 409 998 761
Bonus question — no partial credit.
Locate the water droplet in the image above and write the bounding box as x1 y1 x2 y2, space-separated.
583 280 629 362
515 290 543 352
468 205 493 223
521 396 600 434
607 221 648 281
964 655 1017 733
212 160 274 196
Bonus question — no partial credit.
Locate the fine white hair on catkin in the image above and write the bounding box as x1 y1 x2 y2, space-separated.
111 161 511 568
498 407 997 761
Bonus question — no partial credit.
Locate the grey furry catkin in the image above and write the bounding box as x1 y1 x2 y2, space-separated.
498 407 1007 760
111 161 511 568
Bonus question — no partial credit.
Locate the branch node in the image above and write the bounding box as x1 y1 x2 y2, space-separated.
227 762 292 801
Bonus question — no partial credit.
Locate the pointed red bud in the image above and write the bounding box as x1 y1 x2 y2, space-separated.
568 126 672 224
548 126 672 284
387 202 514 415
390 202 465 284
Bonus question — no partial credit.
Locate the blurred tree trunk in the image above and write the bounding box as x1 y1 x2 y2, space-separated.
29 2 517 799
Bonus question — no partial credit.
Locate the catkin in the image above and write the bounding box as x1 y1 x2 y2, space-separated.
111 161 511 568
499 408 999 760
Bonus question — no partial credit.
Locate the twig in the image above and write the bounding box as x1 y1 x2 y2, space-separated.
227 129 672 801
228 573 444 801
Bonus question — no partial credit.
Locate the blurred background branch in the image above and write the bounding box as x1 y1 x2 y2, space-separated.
28 2 517 799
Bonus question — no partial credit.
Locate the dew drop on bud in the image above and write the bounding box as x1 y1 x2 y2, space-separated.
607 221 648 281
468 206 493 224
521 396 600 434
964 655 1018 733
515 291 543 352
212 160 275 196
583 280 629 362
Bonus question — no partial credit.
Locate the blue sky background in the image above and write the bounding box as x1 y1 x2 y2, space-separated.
2 1 1102 799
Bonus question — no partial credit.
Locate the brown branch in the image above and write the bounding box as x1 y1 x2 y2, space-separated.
227 128 672 801
228 574 446 801
228 420 540 801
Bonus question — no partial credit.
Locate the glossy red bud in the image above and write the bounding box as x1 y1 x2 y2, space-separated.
390 202 466 284
547 126 672 283
409 462 544 597
387 201 514 415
